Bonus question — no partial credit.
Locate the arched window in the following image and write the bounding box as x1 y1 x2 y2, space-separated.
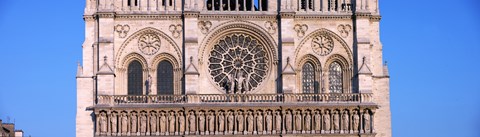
300 0 313 10
329 62 343 93
157 60 174 95
128 60 143 95
302 62 315 93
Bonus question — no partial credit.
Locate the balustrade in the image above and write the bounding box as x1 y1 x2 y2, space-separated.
293 0 352 12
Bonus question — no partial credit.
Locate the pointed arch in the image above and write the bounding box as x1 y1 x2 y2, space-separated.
325 54 351 93
128 60 143 95
151 53 182 95
296 54 322 94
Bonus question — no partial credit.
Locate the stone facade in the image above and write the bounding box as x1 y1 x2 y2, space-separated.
0 119 24 137
77 0 391 137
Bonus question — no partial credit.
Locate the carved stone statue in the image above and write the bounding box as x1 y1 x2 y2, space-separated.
146 75 152 94
121 113 128 133
342 111 349 131
227 112 234 132
256 112 264 132
208 112 215 132
110 113 117 133
323 111 330 131
265 111 273 132
333 111 340 131
188 112 196 132
199 112 205 132
236 112 244 132
363 111 371 132
178 112 185 133
227 73 235 93
99 113 107 133
285 111 292 131
168 112 175 133
140 113 147 133
314 111 321 131
247 112 254 132
131 113 138 133
150 113 157 133
218 112 225 132
160 113 166 133
275 111 282 131
294 111 302 131
304 112 311 131
352 111 359 131
237 71 246 94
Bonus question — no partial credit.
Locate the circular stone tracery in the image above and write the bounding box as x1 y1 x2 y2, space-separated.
311 34 334 56
208 33 270 93
138 33 161 55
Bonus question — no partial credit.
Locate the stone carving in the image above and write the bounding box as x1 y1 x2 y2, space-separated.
236 112 244 132
323 111 330 131
294 24 308 37
312 34 334 56
111 113 118 133
337 24 352 38
352 111 359 132
247 112 254 132
363 111 371 132
150 113 157 133
198 112 206 132
188 112 196 132
140 113 147 134
314 111 321 131
168 112 175 133
333 111 340 131
264 21 277 34
169 24 182 38
138 33 161 55
227 112 234 132
218 112 225 132
294 111 302 131
208 112 215 132
160 112 167 133
178 113 185 133
99 113 107 134
121 113 128 134
146 75 152 94
342 111 349 131
256 112 264 132
285 111 292 131
198 21 212 34
265 111 273 132
275 111 282 131
208 33 270 94
131 113 138 133
304 112 311 131
115 24 130 38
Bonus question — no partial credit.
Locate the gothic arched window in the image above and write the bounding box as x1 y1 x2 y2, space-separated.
329 62 343 93
302 62 315 93
157 60 174 95
128 60 143 95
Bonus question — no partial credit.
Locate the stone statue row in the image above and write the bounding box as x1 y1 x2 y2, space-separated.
96 109 374 136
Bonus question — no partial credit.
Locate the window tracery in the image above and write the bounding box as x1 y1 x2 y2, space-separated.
302 62 315 93
128 60 143 95
157 61 174 95
311 34 334 56
138 33 161 55
329 62 343 93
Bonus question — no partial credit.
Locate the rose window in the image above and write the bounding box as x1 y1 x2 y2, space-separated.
138 33 161 55
311 34 334 56
208 34 270 93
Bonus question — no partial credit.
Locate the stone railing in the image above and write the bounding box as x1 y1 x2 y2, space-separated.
97 93 372 105
86 0 181 13
290 0 353 13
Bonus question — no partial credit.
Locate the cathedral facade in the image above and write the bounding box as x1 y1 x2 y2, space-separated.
76 0 391 136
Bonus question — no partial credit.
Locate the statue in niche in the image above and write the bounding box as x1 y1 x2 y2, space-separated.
99 113 107 133
168 112 175 133
352 111 359 131
237 71 246 94
285 111 292 131
363 111 371 132
160 112 166 133
236 112 244 132
333 111 340 131
188 112 196 132
208 112 215 132
247 112 254 132
111 113 118 133
140 113 147 133
218 112 225 132
304 112 311 131
256 112 264 132
275 111 282 131
265 111 273 132
323 111 330 131
314 111 321 131
294 111 302 131
178 112 185 133
227 112 234 132
150 113 157 133
131 113 138 133
121 113 128 133
199 112 206 132
342 111 349 131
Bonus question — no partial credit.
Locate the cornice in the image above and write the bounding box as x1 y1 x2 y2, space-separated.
294 13 353 20
198 12 277 20
115 14 182 20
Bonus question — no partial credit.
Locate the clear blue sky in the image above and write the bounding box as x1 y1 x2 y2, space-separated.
0 0 479 136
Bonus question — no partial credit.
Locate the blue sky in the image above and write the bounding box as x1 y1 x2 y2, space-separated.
0 0 479 136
